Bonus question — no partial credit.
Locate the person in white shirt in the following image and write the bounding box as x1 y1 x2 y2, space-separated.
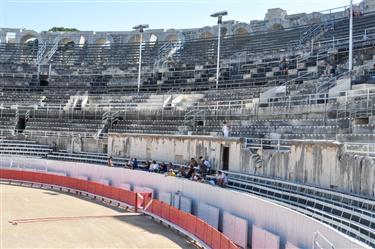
150 160 160 172
222 121 230 138
216 170 228 188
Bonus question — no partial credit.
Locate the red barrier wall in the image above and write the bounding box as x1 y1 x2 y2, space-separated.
0 169 239 249
143 198 240 249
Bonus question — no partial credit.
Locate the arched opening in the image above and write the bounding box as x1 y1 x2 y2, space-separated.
94 37 111 63
270 24 284 31
165 34 178 42
200 31 214 39
95 37 110 47
129 34 142 44
60 38 75 46
20 34 38 44
20 34 39 62
234 28 249 37
56 38 75 64
220 27 228 37
308 18 321 25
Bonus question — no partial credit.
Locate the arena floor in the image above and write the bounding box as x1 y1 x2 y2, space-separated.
0 184 196 249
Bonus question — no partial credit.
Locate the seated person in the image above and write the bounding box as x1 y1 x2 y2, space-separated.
125 159 134 169
177 167 186 177
190 172 203 182
144 160 151 171
150 160 160 173
159 162 168 173
216 171 226 187
166 169 176 177
107 156 114 167
167 162 174 172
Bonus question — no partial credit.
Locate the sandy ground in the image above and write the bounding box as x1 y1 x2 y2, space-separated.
0 184 196 249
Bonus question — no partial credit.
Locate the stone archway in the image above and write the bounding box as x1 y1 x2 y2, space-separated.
165 34 178 42
234 27 249 37
129 34 142 43
200 31 214 39
95 37 110 46
270 23 284 31
20 34 38 44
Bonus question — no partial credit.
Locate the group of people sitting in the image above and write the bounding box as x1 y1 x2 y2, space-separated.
107 156 228 188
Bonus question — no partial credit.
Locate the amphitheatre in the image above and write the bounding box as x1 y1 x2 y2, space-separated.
0 0 374 248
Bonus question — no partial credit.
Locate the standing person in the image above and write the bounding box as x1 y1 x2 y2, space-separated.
222 121 230 138
203 157 212 174
107 156 114 167
132 158 138 170
279 56 289 75
189 158 198 167
198 156 207 176
186 165 195 179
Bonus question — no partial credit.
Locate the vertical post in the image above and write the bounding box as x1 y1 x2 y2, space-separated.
49 64 52 77
211 11 227 89
137 31 143 93
37 65 40 81
216 21 222 89
135 193 138 213
349 0 353 72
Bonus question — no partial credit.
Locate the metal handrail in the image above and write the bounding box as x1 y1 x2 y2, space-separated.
344 142 375 157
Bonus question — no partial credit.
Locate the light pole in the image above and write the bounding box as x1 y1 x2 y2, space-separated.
133 24 149 92
210 11 227 89
348 0 353 72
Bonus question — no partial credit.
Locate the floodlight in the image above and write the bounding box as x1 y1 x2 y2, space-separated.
210 11 228 18
133 24 149 31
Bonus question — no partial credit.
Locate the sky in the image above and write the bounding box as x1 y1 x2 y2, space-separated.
0 0 363 32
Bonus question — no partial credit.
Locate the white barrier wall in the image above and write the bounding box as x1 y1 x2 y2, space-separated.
252 225 280 249
118 183 131 191
197 202 220 229
180 196 192 213
285 241 300 249
0 157 369 249
98 179 110 185
223 211 248 249
172 193 180 209
159 191 172 205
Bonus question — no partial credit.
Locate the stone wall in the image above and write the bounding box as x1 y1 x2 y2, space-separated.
240 141 375 198
108 133 242 169
22 133 106 153
107 133 375 198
